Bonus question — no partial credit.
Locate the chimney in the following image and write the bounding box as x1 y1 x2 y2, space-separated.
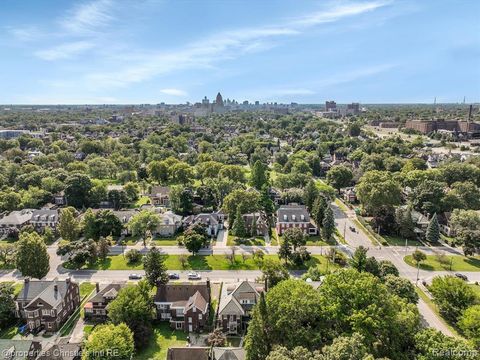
65 278 71 285
95 283 100 293
54 284 58 292
24 278 30 284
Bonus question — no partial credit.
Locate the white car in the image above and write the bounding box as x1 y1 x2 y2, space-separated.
187 272 201 280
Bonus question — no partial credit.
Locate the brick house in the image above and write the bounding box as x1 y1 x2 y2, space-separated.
83 283 125 321
217 281 264 334
242 212 269 237
275 205 317 236
16 278 80 333
154 282 210 332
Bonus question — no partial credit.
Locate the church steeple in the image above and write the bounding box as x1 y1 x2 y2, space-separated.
215 92 224 106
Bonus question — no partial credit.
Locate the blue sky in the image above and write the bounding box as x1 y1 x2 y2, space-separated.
1 0 479 104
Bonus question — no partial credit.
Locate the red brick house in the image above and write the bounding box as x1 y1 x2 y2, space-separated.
275 205 317 235
83 283 125 321
154 282 210 332
16 278 80 333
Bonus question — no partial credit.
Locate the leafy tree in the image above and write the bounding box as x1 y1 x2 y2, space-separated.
82 323 134 360
261 259 289 289
0 243 16 268
282 227 306 252
16 231 50 279
326 165 353 194
320 333 372 360
94 210 123 239
43 226 55 244
107 283 154 347
266 346 322 360
312 195 327 228
64 173 92 208
318 269 420 359
378 260 399 278
349 246 368 272
0 283 16 330
425 213 440 243
356 171 402 216
278 238 292 265
414 328 477 360
125 249 142 264
383 275 418 303
128 210 160 246
429 275 478 323
147 160 169 183
58 207 79 241
183 228 208 255
303 180 319 211
410 180 446 215
251 160 269 190
395 206 416 240
97 236 110 260
107 189 128 210
222 189 261 222
169 185 194 215
57 239 97 269
458 305 480 347
321 205 335 242
143 246 168 286
232 207 247 238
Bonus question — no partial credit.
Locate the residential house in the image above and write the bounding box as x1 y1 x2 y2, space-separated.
275 205 317 235
0 340 41 360
148 186 171 207
111 210 139 236
167 348 209 360
16 278 80 333
83 283 125 321
158 211 183 237
438 212 455 237
30 209 59 231
343 188 357 203
0 209 34 235
183 211 224 237
243 212 269 237
213 348 246 360
154 282 210 332
217 281 264 334
53 192 66 206
36 338 82 360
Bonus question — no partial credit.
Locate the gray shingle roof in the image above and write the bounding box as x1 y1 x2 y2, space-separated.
276 205 310 222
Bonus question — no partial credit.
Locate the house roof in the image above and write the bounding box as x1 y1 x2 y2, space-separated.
31 209 59 222
166 347 209 360
0 340 40 360
162 211 183 225
185 290 208 313
155 282 210 306
184 213 221 226
218 281 264 316
0 209 34 226
17 279 72 309
213 348 246 360
88 283 125 304
218 295 244 316
276 205 310 223
150 186 170 197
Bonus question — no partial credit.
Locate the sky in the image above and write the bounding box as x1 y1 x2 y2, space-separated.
0 0 479 104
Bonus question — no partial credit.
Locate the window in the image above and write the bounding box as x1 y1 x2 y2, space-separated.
175 322 183 330
198 314 202 320
161 313 171 319
188 317 192 323
42 309 51 316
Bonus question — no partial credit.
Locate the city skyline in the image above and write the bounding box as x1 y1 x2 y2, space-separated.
1 0 479 104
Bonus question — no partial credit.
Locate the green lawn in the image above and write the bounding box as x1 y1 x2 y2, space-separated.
80 282 96 298
0 322 20 339
119 235 141 245
383 235 422 247
136 323 187 360
305 235 332 246
64 254 334 271
404 255 480 271
153 234 182 246
227 234 265 246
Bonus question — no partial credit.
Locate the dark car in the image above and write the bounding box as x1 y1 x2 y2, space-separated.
455 273 468 281
349 226 356 232
31 324 45 335
168 272 180 280
128 273 142 280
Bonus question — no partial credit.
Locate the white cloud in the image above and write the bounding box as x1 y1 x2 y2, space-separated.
6 26 40 41
60 0 114 34
85 1 388 89
34 41 95 60
160 88 188 97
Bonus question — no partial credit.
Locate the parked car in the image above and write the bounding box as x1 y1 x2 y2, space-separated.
455 273 468 281
128 273 142 280
349 226 356 232
31 325 45 335
168 272 180 280
187 272 201 280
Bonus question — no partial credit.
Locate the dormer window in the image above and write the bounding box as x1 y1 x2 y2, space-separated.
283 215 287 221
300 214 305 221
292 215 296 221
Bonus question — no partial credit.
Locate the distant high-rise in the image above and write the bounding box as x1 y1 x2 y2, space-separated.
202 96 210 105
216 92 224 106
325 101 337 112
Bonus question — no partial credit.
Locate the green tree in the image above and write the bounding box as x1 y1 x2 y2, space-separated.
414 328 476 360
395 206 416 240
261 259 289 289
303 180 319 211
266 346 322 360
383 274 419 304
64 173 92 208
222 189 261 222
320 333 372 360
58 207 79 241
425 213 440 243
251 160 269 190
128 210 160 246
356 171 402 216
183 228 208 255
321 205 335 242
97 236 110 261
412 249 426 284
107 283 153 347
169 185 194 215
326 165 353 194
232 207 247 238
82 323 134 360
143 246 168 286
349 246 368 272
429 275 478 323
283 227 306 252
458 305 480 347
16 231 50 279
312 195 327 228
43 226 55 244
82 208 96 240
0 283 16 330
